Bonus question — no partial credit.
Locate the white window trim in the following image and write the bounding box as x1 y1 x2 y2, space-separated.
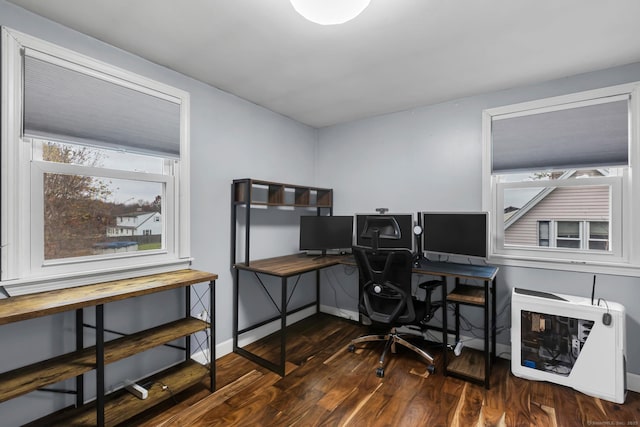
482 82 640 276
1 27 192 295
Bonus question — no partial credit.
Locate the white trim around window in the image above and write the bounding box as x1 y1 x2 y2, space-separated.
482 82 640 275
1 27 192 295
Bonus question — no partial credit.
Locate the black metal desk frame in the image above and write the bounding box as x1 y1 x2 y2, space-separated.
233 254 340 376
413 260 497 389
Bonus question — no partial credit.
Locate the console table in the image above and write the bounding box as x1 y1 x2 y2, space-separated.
0 269 217 426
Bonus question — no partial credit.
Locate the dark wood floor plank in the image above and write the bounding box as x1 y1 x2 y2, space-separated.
127 313 640 427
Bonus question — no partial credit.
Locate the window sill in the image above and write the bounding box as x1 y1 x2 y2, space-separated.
0 259 193 297
488 253 640 277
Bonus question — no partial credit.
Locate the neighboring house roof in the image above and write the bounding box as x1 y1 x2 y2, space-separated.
504 209 520 223
119 211 157 218
116 211 158 224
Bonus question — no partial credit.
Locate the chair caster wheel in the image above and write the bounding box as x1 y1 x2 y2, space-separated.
376 367 384 378
427 365 435 374
348 344 355 353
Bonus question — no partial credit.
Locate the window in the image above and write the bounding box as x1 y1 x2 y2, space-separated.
589 221 609 250
483 82 640 273
1 28 191 295
538 221 550 247
556 221 581 249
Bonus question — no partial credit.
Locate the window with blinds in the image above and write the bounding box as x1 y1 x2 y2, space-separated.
1 27 191 295
482 83 639 273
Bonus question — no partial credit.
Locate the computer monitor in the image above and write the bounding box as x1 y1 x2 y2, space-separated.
299 215 354 254
422 212 488 259
355 214 413 250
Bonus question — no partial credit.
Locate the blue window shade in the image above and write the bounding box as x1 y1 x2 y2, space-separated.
491 98 629 174
23 54 181 158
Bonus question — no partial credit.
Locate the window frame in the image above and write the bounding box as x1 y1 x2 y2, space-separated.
1 27 192 295
482 82 640 275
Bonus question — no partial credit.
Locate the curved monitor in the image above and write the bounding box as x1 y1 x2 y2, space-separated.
422 212 488 259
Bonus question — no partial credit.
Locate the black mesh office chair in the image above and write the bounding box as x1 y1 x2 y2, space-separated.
348 245 444 377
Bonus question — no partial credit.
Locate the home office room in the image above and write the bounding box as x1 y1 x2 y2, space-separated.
0 1 639 426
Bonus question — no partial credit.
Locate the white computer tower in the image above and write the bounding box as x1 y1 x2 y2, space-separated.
511 288 626 403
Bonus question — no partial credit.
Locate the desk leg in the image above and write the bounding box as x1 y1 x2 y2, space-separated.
210 279 216 391
96 304 105 427
454 278 461 341
316 269 321 313
233 268 239 352
75 309 84 408
492 277 497 364
441 276 448 376
484 279 490 389
185 286 191 359
280 276 287 376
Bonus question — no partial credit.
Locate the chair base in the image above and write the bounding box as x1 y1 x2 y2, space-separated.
348 327 435 378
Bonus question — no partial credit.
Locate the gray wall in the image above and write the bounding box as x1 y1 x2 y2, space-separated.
316 62 640 382
1 1 639 424
0 1 317 425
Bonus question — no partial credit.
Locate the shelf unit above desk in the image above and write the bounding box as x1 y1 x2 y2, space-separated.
233 178 332 208
231 178 333 266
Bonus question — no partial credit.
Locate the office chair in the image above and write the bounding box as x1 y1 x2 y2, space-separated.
348 245 444 377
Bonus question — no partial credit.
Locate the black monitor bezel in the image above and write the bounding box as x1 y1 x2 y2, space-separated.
299 215 354 252
421 211 488 259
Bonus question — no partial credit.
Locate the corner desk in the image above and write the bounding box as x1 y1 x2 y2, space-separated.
233 253 497 388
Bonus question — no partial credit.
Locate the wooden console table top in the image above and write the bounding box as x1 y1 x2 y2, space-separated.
0 269 218 326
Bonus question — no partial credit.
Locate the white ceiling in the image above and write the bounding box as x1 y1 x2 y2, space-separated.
7 0 640 128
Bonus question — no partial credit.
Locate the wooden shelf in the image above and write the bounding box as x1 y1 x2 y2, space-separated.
0 269 217 326
0 317 208 403
0 269 216 426
38 360 210 427
446 284 485 306
232 179 332 209
445 347 486 381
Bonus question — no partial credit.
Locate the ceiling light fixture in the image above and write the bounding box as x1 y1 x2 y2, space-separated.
290 0 370 25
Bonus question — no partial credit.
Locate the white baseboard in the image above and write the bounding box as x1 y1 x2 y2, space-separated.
626 371 640 394
319 304 359 322
192 306 320 364
194 308 640 395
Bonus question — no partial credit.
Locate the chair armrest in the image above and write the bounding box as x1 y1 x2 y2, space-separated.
418 279 445 290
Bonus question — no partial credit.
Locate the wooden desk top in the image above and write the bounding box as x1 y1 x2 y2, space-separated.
234 253 497 282
234 253 346 277
413 259 498 281
0 269 217 326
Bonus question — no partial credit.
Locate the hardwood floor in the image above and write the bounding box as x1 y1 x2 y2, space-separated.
129 314 639 427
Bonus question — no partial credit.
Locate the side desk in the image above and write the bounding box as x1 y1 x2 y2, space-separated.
233 253 344 376
413 259 498 389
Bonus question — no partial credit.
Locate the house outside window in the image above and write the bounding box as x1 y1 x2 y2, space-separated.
1 28 191 295
535 220 609 250
483 82 640 273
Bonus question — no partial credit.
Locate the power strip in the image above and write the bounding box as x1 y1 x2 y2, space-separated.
125 381 148 400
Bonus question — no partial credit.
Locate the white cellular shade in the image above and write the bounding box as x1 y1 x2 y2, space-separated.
23 55 181 157
491 98 629 173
